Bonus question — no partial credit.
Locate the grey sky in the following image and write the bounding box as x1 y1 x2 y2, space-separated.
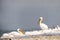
0 0 60 31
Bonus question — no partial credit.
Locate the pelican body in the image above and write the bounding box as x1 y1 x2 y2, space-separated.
37 17 48 30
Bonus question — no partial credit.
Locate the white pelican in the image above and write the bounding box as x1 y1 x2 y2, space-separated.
37 17 48 30
1 29 25 38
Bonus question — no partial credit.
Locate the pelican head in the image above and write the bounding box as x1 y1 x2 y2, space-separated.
39 17 43 21
37 17 43 25
17 28 25 35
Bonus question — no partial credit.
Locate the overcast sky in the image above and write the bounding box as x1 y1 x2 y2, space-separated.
0 0 60 31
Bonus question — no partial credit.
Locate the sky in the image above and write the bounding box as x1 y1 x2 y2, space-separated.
0 0 60 32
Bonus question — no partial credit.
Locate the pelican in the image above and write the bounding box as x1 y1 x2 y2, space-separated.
37 17 48 30
17 28 25 36
1 29 25 38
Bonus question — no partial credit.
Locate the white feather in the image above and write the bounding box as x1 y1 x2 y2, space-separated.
40 23 48 30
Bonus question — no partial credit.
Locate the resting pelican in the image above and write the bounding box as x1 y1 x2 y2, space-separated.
1 29 25 38
37 17 48 30
17 28 25 36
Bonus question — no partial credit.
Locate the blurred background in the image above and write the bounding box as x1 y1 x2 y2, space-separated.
0 0 60 36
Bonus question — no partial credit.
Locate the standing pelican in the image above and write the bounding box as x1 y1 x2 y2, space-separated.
37 17 48 30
